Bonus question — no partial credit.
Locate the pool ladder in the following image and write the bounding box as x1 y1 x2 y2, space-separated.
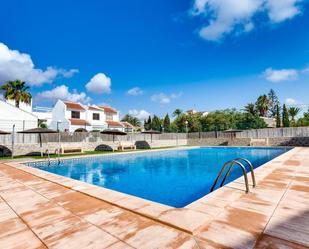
210 158 256 193
45 149 61 166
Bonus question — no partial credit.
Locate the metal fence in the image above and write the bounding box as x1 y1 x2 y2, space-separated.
236 126 309 138
0 132 188 145
188 131 233 139
1 118 309 146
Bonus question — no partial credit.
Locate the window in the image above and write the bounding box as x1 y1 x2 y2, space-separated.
93 113 100 120
106 114 113 121
71 111 80 119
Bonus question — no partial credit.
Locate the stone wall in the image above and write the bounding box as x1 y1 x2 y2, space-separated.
268 137 309 147
1 139 188 156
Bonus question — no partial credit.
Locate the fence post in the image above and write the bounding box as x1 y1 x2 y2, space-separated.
22 120 25 143
11 124 15 159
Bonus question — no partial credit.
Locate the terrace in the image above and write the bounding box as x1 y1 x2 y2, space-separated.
0 147 308 248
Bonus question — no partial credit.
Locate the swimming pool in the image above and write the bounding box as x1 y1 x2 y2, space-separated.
29 147 290 207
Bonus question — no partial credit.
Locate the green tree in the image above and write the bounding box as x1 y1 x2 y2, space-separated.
1 80 32 108
172 113 188 132
234 113 267 130
199 109 267 132
255 95 270 117
268 89 280 118
121 114 141 127
282 104 290 127
201 110 237 131
244 103 257 116
162 114 171 132
288 107 301 123
144 116 152 130
297 108 309 126
276 104 281 128
151 115 162 131
172 109 182 117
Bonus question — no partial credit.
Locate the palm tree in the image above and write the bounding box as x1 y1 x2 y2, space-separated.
255 95 270 117
121 114 141 127
1 80 32 108
173 109 182 117
244 103 257 116
288 107 301 122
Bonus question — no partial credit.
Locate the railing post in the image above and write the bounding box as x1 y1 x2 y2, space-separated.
11 124 15 159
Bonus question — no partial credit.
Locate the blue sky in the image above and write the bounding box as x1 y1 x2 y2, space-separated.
1 0 309 119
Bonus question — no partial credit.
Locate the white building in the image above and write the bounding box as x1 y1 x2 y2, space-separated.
0 99 38 132
32 106 53 127
186 109 209 116
96 105 125 131
49 100 125 132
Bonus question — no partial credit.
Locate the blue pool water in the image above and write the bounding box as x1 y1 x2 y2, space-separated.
29 147 289 207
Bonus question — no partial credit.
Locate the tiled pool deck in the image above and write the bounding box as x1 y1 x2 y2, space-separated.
0 147 309 248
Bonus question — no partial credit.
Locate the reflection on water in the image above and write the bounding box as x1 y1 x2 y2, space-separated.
31 147 290 207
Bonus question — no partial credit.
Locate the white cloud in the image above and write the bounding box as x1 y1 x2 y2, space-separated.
86 73 111 94
129 109 151 120
151 92 182 105
0 42 78 86
264 68 298 82
59 69 79 78
285 98 297 105
127 87 143 96
266 0 302 23
191 0 304 41
37 85 91 103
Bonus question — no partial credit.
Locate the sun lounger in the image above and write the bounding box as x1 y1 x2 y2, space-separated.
60 145 84 154
118 141 136 151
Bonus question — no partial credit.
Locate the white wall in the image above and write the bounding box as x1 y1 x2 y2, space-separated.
6 99 32 113
86 109 107 131
0 100 38 132
113 112 120 121
49 100 69 131
32 111 53 126
65 108 86 120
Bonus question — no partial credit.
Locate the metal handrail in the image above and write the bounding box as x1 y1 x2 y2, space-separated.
210 160 234 192
219 161 249 193
45 149 50 165
234 158 256 187
55 148 61 165
211 160 250 193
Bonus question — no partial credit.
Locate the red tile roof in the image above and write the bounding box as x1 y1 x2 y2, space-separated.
98 106 117 114
88 106 103 111
64 102 85 110
69 119 90 126
121 121 134 128
106 120 124 127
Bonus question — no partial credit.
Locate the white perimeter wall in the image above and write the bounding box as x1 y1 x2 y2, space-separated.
0 100 38 132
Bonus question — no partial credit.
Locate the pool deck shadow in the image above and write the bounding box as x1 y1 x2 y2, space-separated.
0 147 308 248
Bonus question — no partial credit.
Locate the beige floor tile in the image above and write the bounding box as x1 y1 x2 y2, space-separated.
254 234 309 249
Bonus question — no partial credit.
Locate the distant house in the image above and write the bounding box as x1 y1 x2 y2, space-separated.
0 99 38 132
49 100 126 132
186 109 209 116
261 117 276 128
121 121 134 133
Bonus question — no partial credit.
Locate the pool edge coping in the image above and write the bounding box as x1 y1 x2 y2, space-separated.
3 146 299 235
